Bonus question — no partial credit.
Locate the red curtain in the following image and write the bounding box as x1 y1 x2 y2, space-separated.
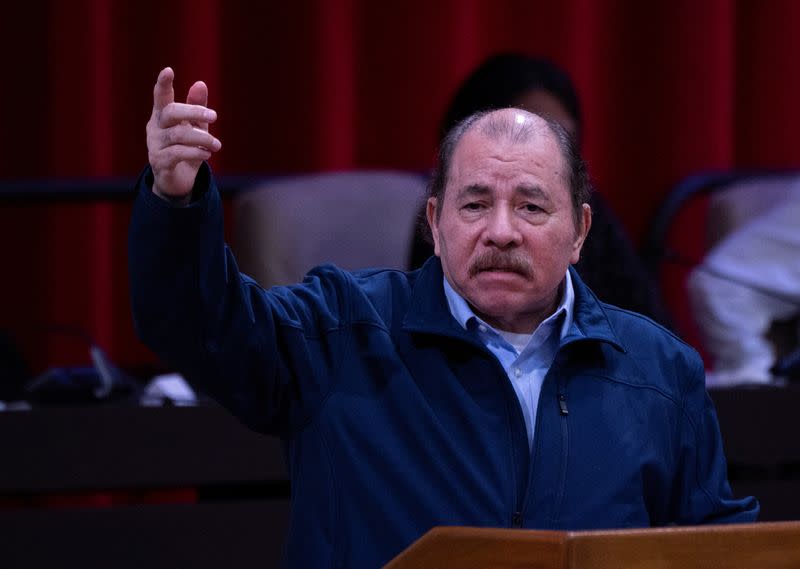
3 0 800 371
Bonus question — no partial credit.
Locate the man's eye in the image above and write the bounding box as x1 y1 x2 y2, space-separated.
463 202 484 211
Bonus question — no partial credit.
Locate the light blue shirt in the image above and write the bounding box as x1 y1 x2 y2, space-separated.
443 271 575 449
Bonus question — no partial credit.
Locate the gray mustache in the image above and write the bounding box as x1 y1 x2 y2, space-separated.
468 251 533 278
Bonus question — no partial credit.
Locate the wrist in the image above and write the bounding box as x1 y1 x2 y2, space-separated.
153 186 193 207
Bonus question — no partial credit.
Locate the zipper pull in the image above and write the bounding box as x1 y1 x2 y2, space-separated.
558 393 568 415
512 511 523 527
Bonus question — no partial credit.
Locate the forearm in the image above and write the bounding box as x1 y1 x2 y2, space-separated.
129 161 216 349
129 163 352 434
128 164 264 418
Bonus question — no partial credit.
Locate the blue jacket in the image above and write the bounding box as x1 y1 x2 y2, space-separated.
129 166 758 568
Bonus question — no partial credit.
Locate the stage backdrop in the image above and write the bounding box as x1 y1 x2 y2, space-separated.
2 0 800 373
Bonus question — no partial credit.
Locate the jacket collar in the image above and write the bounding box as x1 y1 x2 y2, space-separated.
402 257 476 344
563 267 626 352
402 257 625 352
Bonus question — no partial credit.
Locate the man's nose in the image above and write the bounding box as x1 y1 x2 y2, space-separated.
483 207 522 248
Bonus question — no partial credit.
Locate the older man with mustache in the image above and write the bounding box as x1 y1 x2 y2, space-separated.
129 68 757 569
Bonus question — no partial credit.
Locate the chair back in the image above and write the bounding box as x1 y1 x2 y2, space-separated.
232 171 429 288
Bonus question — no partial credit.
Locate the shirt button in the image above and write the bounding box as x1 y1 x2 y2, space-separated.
514 368 521 377
478 325 487 333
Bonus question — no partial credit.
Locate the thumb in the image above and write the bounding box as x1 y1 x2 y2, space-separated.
153 67 175 112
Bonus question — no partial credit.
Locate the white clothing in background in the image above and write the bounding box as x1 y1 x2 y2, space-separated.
688 195 800 387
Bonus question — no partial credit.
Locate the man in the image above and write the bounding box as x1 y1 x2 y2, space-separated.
130 68 757 568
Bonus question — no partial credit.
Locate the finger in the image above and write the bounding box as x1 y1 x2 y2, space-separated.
186 80 208 107
149 146 213 171
153 67 175 113
187 81 211 132
155 123 221 151
157 102 217 127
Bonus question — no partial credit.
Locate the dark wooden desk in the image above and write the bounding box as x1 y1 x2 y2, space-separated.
710 383 800 522
0 401 286 492
0 401 290 569
0 385 798 568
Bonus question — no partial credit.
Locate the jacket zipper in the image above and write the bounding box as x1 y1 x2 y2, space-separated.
509 391 529 529
552 379 569 521
481 349 529 530
512 367 553 528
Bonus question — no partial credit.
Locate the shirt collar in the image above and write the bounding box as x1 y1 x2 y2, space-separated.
443 270 575 341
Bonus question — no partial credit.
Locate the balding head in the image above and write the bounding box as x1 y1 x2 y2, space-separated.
474 108 549 146
427 108 592 231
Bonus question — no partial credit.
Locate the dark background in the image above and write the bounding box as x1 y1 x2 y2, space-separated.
0 4 798 566
2 0 800 373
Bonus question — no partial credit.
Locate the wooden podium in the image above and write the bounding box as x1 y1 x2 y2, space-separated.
385 522 800 568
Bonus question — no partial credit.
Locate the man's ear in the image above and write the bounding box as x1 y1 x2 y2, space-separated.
426 197 441 257
570 203 592 265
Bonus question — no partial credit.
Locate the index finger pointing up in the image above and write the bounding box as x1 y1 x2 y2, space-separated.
153 67 175 113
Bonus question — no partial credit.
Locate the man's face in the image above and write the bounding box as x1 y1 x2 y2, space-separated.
428 115 590 333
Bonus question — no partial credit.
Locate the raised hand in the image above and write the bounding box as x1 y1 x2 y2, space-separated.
146 67 222 201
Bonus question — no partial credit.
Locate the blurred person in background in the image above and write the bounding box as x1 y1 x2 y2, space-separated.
410 53 672 328
688 191 800 387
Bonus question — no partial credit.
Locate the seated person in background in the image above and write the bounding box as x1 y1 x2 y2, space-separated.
688 189 800 387
410 53 672 327
131 68 757 568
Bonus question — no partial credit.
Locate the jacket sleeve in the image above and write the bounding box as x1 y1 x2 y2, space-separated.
128 164 349 435
671 355 760 524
